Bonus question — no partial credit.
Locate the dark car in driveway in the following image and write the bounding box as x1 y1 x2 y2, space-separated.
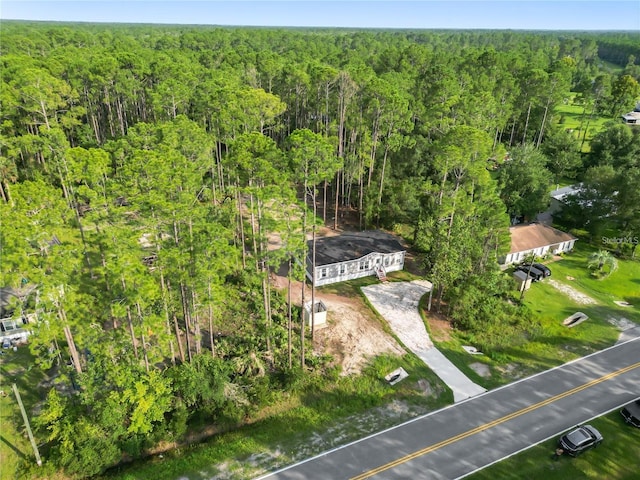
558 424 603 456
532 263 551 277
521 262 551 277
621 399 640 427
515 265 545 281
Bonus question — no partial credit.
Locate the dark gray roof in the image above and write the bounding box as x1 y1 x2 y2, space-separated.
307 231 405 267
0 285 38 308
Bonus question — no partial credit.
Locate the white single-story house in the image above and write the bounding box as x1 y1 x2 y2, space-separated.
0 313 36 342
549 184 583 214
306 231 406 286
500 223 577 265
1 286 38 342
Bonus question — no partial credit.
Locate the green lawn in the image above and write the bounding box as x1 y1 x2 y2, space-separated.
467 410 640 480
553 95 612 153
426 243 640 390
545 243 640 309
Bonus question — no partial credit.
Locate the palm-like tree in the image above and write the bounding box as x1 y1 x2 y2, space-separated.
587 250 618 277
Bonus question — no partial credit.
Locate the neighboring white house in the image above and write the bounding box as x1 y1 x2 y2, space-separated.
306 231 406 286
0 285 39 343
549 184 583 214
0 313 36 343
621 103 640 125
621 111 640 125
501 223 577 265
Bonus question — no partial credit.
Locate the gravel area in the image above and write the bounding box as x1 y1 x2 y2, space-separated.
548 279 597 305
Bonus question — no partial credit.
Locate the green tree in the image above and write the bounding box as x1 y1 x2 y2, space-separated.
587 249 618 277
541 127 582 182
418 126 509 310
615 167 640 257
287 129 340 340
609 74 640 117
557 165 617 240
587 123 640 170
498 143 552 221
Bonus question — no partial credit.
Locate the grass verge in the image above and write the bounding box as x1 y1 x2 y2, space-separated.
467 410 640 480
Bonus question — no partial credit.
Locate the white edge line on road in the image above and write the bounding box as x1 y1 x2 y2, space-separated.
253 335 640 480
454 396 640 480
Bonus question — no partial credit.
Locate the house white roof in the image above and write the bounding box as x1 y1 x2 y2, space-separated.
621 111 640 122
550 184 582 202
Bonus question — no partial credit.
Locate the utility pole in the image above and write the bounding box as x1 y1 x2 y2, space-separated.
519 256 536 302
12 383 42 467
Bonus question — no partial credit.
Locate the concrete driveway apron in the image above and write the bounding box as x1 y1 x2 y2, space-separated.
362 280 486 402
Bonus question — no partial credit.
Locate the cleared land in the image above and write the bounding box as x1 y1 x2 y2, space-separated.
553 95 612 153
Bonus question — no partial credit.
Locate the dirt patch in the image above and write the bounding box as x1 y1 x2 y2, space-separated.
548 279 597 305
469 362 491 378
314 292 406 375
417 378 443 397
424 312 453 342
607 316 637 331
271 272 405 376
495 363 524 380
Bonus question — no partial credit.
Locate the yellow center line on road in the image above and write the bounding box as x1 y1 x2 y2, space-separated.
351 361 640 480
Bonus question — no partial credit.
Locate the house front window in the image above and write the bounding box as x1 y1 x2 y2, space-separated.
321 268 327 278
339 264 345 274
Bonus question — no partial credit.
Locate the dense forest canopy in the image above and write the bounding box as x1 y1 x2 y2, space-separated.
1 21 639 477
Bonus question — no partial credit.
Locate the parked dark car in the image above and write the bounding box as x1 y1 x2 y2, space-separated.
515 265 545 281
558 424 603 456
529 262 551 277
621 399 640 427
520 263 551 277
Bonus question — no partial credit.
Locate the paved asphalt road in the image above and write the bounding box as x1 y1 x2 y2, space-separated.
255 336 640 480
